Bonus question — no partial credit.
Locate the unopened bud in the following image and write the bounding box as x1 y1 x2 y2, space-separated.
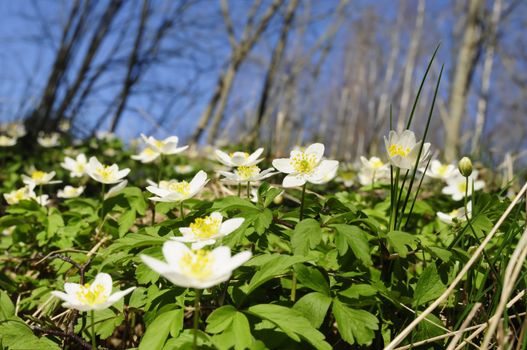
458 157 473 177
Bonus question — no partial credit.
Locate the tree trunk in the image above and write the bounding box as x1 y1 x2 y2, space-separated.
444 0 483 162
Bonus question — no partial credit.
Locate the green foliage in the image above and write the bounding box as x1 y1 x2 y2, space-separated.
0 129 524 350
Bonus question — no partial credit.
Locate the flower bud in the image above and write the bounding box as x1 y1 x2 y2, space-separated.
458 157 473 177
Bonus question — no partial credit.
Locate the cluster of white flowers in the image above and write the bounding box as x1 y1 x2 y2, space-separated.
0 121 26 147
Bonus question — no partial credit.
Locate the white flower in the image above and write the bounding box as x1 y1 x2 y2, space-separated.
141 241 252 289
146 170 208 202
441 171 485 201
3 186 36 205
424 160 457 181
384 130 431 170
437 202 472 224
131 147 160 163
86 157 130 184
96 131 116 141
0 135 17 147
218 166 277 183
61 153 88 178
51 273 135 312
172 212 244 249
5 122 26 138
22 170 61 186
58 185 85 199
358 156 390 186
35 194 50 207
141 134 188 155
215 148 264 167
58 120 71 132
174 165 194 174
104 180 128 199
37 132 60 148
272 143 339 188
2 226 15 236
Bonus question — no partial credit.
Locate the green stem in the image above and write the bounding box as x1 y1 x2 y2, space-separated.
291 271 297 302
193 289 201 350
299 183 307 221
247 181 250 199
180 200 185 219
91 310 96 349
389 168 400 232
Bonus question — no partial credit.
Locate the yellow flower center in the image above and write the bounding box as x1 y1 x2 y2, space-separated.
235 165 260 181
457 182 467 193
388 144 411 157
438 165 449 176
31 171 46 181
450 209 460 217
291 152 318 173
14 188 28 201
190 216 222 239
371 159 384 169
144 147 156 155
180 250 213 280
168 181 190 195
154 140 165 149
75 283 108 306
96 166 114 181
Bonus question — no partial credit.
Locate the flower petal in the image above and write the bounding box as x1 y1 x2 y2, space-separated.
282 174 306 188
272 158 294 173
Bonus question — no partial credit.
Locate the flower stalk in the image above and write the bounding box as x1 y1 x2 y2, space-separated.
90 310 96 350
193 289 201 350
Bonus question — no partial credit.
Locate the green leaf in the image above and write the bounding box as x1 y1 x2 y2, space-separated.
413 264 445 307
247 304 331 350
0 318 61 350
207 306 253 350
246 255 307 295
254 208 273 234
139 309 183 350
293 292 332 328
0 291 15 320
206 305 237 334
291 219 322 256
339 284 377 299
332 299 378 346
118 209 136 237
386 230 417 258
294 264 329 295
333 224 372 266
46 210 64 238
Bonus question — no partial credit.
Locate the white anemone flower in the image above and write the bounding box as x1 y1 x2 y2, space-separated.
105 180 128 199
0 135 17 147
358 156 390 186
141 134 188 155
272 143 339 188
51 273 135 312
58 185 85 199
37 132 60 148
218 165 277 184
146 170 208 202
5 122 26 138
384 130 431 170
35 194 50 207
96 131 116 141
22 169 61 186
441 171 485 201
58 120 71 132
61 153 88 177
86 157 130 184
174 164 194 174
3 186 36 205
172 212 244 249
141 241 252 289
424 160 457 180
215 148 264 167
437 201 472 225
131 147 160 163
2 226 15 236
